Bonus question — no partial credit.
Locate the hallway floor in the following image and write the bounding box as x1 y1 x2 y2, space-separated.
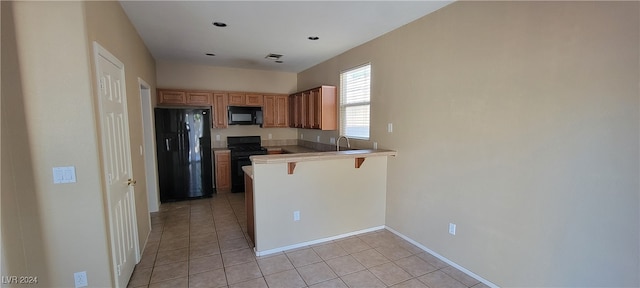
127 193 490 288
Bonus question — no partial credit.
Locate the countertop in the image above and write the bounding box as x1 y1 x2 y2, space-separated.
242 165 253 179
266 145 319 154
250 149 397 164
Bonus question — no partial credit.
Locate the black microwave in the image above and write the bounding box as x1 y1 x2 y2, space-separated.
228 106 263 125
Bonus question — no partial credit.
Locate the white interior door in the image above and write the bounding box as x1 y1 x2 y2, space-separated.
94 42 139 288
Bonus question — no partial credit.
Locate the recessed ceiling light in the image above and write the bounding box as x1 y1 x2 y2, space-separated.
205 53 215 56
308 36 319 40
212 22 227 27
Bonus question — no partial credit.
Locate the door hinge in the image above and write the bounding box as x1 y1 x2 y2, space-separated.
117 264 121 276
100 78 105 90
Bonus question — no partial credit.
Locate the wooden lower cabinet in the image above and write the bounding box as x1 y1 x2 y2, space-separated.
214 150 231 192
267 149 283 155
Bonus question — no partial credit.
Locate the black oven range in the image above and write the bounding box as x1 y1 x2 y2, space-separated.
227 136 267 192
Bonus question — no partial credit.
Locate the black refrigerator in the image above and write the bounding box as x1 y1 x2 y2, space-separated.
155 108 213 202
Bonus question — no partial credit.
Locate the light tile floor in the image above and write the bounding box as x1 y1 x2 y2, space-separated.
128 193 490 288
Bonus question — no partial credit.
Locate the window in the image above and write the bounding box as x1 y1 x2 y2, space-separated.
340 64 371 139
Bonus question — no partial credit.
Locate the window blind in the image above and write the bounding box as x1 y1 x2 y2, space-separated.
340 64 371 139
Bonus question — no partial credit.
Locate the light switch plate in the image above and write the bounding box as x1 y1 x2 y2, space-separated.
53 166 76 184
293 211 300 221
449 223 456 235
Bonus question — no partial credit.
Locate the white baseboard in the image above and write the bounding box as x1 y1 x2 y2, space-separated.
254 225 385 257
385 226 499 288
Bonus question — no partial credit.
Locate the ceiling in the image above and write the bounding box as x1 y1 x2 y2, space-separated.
119 1 453 73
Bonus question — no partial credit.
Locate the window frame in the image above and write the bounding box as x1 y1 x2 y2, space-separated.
339 63 371 140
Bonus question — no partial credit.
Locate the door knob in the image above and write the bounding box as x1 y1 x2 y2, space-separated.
127 179 137 186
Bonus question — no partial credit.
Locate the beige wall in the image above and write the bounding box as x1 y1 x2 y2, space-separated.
1 1 50 285
2 1 157 287
8 1 113 286
157 59 297 93
298 1 639 286
156 60 299 144
84 0 157 255
253 156 387 253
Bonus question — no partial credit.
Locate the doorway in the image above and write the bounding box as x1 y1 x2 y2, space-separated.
138 79 159 212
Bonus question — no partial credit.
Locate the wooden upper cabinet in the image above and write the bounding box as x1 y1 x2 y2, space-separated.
263 95 289 128
228 93 245 106
246 94 264 106
275 95 289 127
228 93 263 106
186 91 211 105
158 89 186 105
158 89 212 106
157 88 296 130
310 89 322 129
212 93 228 129
289 93 301 128
299 93 308 128
289 86 336 130
306 90 317 129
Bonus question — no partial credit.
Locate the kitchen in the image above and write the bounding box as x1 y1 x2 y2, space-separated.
3 1 638 288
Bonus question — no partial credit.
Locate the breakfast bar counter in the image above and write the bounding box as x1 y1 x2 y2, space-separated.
251 149 397 164
246 148 396 255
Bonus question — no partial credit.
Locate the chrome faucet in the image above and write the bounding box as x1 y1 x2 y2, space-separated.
336 135 351 151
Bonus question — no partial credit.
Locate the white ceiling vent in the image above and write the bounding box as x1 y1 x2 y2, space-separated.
265 53 283 60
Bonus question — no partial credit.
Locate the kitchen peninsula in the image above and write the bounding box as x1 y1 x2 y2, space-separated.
243 149 397 255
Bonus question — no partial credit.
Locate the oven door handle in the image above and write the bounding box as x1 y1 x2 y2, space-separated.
236 156 251 161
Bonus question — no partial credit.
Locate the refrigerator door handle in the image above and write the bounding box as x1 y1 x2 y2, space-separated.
165 138 171 151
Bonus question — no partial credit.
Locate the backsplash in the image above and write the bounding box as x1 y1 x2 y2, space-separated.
262 139 298 147
297 139 336 152
212 138 299 149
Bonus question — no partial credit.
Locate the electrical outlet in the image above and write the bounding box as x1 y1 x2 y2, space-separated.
449 223 456 235
293 211 300 221
215 134 221 141
316 136 320 142
74 271 88 288
330 137 336 144
300 134 304 139
388 123 393 133
268 133 272 139
373 142 378 150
